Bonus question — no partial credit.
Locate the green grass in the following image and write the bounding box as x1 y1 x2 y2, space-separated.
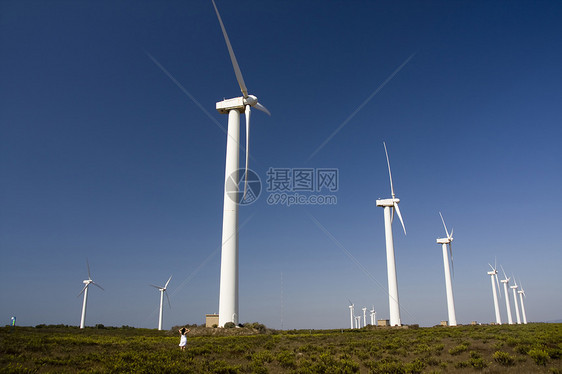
1 323 561 373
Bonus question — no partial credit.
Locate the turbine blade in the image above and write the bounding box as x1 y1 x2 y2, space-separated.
390 206 395 224
254 102 271 116
450 227 454 239
439 212 449 238
243 105 251 200
165 290 171 309
78 284 88 297
488 263 494 271
165 275 172 289
495 274 501 298
92 282 104 291
394 202 406 235
86 259 91 280
383 142 395 198
500 265 508 280
150 284 162 289
211 0 248 97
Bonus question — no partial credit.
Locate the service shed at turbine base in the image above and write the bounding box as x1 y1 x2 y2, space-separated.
205 314 219 328
377 319 390 327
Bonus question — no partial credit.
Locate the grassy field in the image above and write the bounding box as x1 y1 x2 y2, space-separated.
1 323 561 373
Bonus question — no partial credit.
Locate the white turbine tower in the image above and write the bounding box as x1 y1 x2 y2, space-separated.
348 301 355 329
376 142 406 327
362 307 367 328
370 306 376 326
487 262 502 324
510 276 521 324
151 275 172 331
78 260 103 329
500 266 513 325
518 282 528 324
212 0 271 327
436 212 457 326
355 315 361 329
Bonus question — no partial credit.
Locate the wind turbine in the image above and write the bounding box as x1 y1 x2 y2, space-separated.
500 265 514 325
517 281 528 324
487 262 502 324
510 276 521 324
370 306 376 326
151 275 172 331
348 301 355 329
436 212 457 326
212 0 271 327
355 315 361 329
362 307 367 328
376 142 406 327
78 260 104 329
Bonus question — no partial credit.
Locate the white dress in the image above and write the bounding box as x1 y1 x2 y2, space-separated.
179 334 187 347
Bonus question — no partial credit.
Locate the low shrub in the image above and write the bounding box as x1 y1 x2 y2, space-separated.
493 351 515 366
528 348 550 366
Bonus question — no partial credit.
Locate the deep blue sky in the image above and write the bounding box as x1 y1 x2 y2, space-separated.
1 0 561 330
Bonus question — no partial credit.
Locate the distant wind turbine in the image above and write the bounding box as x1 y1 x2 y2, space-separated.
348 301 355 329
376 142 406 327
487 262 502 324
151 275 172 331
436 212 457 326
212 0 271 327
510 276 521 324
362 307 367 328
78 260 104 329
500 266 514 325
370 306 376 326
517 282 528 324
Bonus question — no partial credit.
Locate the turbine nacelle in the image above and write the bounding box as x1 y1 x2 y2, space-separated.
376 198 400 207
436 237 452 244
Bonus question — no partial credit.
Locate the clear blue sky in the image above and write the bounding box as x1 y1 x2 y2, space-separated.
1 0 561 330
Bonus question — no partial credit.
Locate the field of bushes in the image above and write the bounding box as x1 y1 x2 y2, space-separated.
1 323 561 373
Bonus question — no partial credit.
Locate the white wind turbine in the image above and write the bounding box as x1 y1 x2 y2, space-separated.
355 315 361 329
436 212 457 326
78 260 103 329
212 0 271 327
500 265 514 325
370 306 376 326
348 301 355 329
487 262 502 324
510 276 521 324
517 281 528 324
376 142 406 327
362 307 367 328
151 275 172 331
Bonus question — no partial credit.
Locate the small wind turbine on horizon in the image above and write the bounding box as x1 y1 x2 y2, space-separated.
510 276 521 324
517 281 528 324
487 261 502 324
362 307 367 328
348 300 355 329
212 0 271 327
151 275 172 331
500 265 514 325
370 306 376 326
436 212 457 326
376 142 406 327
78 260 104 329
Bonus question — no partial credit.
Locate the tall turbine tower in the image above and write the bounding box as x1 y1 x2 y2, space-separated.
487 263 502 324
362 307 367 328
376 142 406 327
212 0 271 327
500 266 513 325
151 275 172 331
510 277 521 324
370 306 376 325
436 212 457 326
78 260 103 329
348 301 355 329
518 282 528 324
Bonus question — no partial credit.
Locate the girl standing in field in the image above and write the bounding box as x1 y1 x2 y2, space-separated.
178 327 190 350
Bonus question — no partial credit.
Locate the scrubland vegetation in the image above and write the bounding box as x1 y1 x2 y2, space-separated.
1 323 560 373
